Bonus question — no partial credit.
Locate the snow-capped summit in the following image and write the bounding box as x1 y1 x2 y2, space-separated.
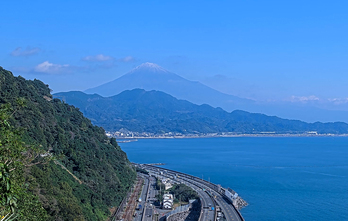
129 62 169 74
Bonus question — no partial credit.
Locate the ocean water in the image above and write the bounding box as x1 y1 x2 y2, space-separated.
120 137 348 221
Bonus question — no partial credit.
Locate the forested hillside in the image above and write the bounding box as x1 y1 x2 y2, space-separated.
0 67 136 220
55 89 348 134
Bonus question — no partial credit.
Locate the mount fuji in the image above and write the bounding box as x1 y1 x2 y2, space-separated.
84 62 348 122
84 62 254 111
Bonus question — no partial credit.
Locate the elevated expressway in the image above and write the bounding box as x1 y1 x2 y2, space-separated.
135 163 244 221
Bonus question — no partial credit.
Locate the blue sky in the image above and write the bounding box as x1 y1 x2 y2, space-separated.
1 0 348 104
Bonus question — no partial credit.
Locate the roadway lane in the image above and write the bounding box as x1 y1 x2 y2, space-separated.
147 176 157 203
143 175 157 221
144 207 153 221
213 192 240 221
134 174 149 221
196 188 215 221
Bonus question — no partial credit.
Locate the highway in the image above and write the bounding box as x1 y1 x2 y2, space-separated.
194 186 215 221
138 172 215 221
137 164 244 221
133 174 149 221
143 169 215 221
136 174 158 221
214 194 240 221
181 176 241 221
179 177 217 221
177 177 215 221
143 176 157 221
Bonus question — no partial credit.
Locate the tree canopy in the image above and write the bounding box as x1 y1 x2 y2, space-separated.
0 67 136 220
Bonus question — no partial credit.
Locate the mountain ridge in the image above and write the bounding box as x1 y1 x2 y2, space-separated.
84 62 254 110
83 63 348 123
55 89 348 135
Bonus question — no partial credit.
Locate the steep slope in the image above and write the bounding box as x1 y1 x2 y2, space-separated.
55 89 348 134
0 67 136 220
84 62 254 111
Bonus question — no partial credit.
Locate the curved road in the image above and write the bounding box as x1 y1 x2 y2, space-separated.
137 164 244 221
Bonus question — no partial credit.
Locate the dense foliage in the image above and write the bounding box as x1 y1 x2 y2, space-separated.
55 89 348 134
0 67 136 220
155 181 198 203
135 167 149 175
0 103 48 220
168 184 199 203
154 178 166 202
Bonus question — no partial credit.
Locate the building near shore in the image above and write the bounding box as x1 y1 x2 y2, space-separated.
163 194 174 209
164 182 173 190
161 178 173 190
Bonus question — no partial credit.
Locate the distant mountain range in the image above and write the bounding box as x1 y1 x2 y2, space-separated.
54 89 348 134
85 62 254 112
84 62 348 123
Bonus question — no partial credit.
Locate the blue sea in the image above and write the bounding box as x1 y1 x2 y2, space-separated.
120 137 348 221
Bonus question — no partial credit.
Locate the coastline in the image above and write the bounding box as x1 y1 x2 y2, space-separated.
113 133 348 140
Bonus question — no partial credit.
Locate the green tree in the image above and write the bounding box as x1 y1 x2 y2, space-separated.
0 103 48 220
169 184 199 203
0 67 136 220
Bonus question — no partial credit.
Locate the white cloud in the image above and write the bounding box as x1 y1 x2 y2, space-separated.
11 47 41 57
82 54 136 63
286 96 348 107
34 61 70 74
289 95 320 103
82 54 114 62
328 98 348 105
118 56 136 62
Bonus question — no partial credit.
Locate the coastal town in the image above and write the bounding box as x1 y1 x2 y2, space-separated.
105 129 342 139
